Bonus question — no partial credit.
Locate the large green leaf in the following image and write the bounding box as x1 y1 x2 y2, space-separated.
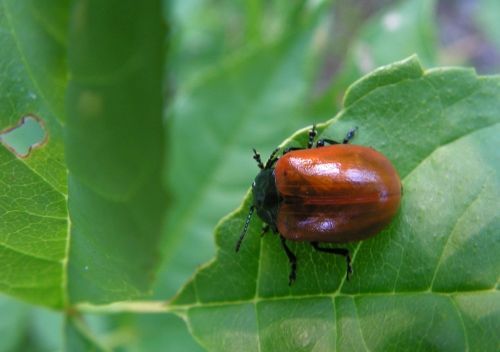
154 10 326 298
65 0 166 305
169 56 500 351
0 0 166 308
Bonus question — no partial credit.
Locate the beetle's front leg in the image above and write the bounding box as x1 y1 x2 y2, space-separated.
307 125 317 148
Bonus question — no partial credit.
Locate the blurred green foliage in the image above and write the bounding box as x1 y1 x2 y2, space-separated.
0 0 499 351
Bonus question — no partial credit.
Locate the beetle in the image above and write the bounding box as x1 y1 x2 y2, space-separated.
235 125 402 285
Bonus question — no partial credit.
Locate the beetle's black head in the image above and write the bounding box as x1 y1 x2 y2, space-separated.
235 149 281 253
252 168 279 227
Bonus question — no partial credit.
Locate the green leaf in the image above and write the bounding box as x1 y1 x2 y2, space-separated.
169 0 325 85
154 13 324 298
170 57 500 351
97 313 204 352
64 316 108 352
0 295 29 352
0 295 65 352
0 0 166 307
28 306 64 351
65 0 166 305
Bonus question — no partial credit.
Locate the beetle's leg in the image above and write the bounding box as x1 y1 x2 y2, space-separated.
316 127 358 147
343 127 358 144
316 138 340 147
264 147 281 169
260 224 270 237
252 149 265 169
307 124 317 149
280 236 297 285
310 242 352 280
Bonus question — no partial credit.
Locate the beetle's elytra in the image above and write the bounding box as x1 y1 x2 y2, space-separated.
236 125 402 285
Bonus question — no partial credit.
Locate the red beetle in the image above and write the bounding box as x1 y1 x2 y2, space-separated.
236 126 402 284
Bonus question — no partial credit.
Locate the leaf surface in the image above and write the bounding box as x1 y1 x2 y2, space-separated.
64 0 166 305
170 56 500 351
155 10 325 298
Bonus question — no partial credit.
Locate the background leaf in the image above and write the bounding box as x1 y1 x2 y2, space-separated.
154 5 327 298
0 294 28 352
65 0 167 305
169 57 500 351
313 0 438 112
78 313 205 352
64 316 107 352
0 294 65 351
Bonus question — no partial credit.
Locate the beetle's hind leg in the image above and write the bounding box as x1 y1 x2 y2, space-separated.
310 242 352 280
280 236 297 285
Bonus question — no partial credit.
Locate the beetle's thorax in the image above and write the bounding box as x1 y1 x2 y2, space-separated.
252 169 280 230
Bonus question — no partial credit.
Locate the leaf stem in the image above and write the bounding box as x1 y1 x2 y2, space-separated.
75 301 172 314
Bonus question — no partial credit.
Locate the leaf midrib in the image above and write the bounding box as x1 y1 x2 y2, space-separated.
171 288 498 311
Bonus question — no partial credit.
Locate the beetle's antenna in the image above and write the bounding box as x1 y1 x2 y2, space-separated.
235 206 255 252
253 149 264 169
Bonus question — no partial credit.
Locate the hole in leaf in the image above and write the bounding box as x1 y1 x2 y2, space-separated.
0 115 47 157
